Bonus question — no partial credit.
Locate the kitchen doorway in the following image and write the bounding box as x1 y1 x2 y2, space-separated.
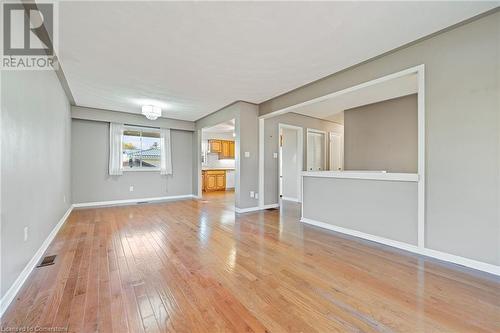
200 119 237 207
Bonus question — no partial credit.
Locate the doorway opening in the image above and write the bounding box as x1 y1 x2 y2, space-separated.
306 128 327 171
279 124 303 203
200 119 236 206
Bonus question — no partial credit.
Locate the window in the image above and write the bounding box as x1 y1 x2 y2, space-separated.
122 126 161 170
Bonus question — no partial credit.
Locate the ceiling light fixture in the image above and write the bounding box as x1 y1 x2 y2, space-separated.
141 105 161 120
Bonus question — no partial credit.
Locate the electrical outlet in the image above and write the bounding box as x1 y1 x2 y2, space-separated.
250 191 255 198
273 152 278 158
24 227 29 242
129 186 134 192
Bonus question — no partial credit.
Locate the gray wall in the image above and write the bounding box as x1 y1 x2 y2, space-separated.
303 177 418 245
195 101 259 209
259 12 500 265
264 112 343 205
344 94 417 173
71 119 193 203
1 70 72 297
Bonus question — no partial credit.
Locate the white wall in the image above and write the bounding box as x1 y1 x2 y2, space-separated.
1 70 72 298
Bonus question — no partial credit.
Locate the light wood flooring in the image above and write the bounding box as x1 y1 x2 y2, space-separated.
1 192 499 332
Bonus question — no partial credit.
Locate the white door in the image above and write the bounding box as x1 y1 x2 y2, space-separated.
281 128 299 200
307 131 326 171
329 132 343 171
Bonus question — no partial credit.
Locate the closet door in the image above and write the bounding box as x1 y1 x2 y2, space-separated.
307 131 326 171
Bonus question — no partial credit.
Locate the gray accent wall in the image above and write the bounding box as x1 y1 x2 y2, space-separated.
264 112 343 205
303 177 418 245
344 94 418 173
1 70 72 297
71 119 193 203
195 101 259 209
259 12 500 265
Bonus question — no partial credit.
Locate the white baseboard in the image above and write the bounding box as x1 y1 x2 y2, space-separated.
73 194 195 208
301 217 500 276
235 206 261 213
0 205 74 317
281 196 300 203
235 203 280 213
262 203 279 209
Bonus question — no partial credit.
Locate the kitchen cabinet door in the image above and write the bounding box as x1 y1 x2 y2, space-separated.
221 140 230 159
229 141 235 158
216 174 225 189
209 140 222 153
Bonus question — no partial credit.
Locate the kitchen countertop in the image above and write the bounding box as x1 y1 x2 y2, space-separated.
202 168 235 171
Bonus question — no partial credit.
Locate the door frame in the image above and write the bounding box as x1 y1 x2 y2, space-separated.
278 123 303 203
329 131 344 171
306 128 327 171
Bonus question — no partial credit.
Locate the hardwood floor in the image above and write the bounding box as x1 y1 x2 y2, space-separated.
2 193 499 332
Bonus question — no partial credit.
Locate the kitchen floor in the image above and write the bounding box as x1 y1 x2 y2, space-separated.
202 188 235 206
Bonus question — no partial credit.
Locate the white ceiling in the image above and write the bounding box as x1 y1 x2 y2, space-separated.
203 119 235 133
293 73 418 124
59 1 498 121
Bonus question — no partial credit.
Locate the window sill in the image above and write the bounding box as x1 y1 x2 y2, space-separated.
122 168 161 172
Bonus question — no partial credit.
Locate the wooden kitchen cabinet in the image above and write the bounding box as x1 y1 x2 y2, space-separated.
221 141 230 159
229 141 235 158
209 140 222 153
202 170 226 191
209 139 235 159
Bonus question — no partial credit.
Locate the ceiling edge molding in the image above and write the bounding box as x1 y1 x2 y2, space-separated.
23 0 76 105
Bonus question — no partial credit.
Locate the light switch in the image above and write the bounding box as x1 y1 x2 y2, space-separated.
273 152 278 159
244 151 250 158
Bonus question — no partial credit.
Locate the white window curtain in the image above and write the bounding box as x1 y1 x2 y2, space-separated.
109 122 124 175
160 128 173 175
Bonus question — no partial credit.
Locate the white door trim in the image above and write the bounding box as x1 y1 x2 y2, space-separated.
306 128 327 171
329 132 344 171
258 118 265 207
278 123 303 203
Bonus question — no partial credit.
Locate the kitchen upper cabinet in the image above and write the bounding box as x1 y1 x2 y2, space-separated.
229 141 235 158
221 141 230 159
209 139 235 159
209 140 222 153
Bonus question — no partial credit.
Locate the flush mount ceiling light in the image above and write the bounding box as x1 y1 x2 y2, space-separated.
141 105 161 120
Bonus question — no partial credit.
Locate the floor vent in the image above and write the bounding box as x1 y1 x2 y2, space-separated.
136 201 150 204
37 255 56 268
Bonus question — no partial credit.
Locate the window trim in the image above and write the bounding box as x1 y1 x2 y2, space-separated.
122 125 162 172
